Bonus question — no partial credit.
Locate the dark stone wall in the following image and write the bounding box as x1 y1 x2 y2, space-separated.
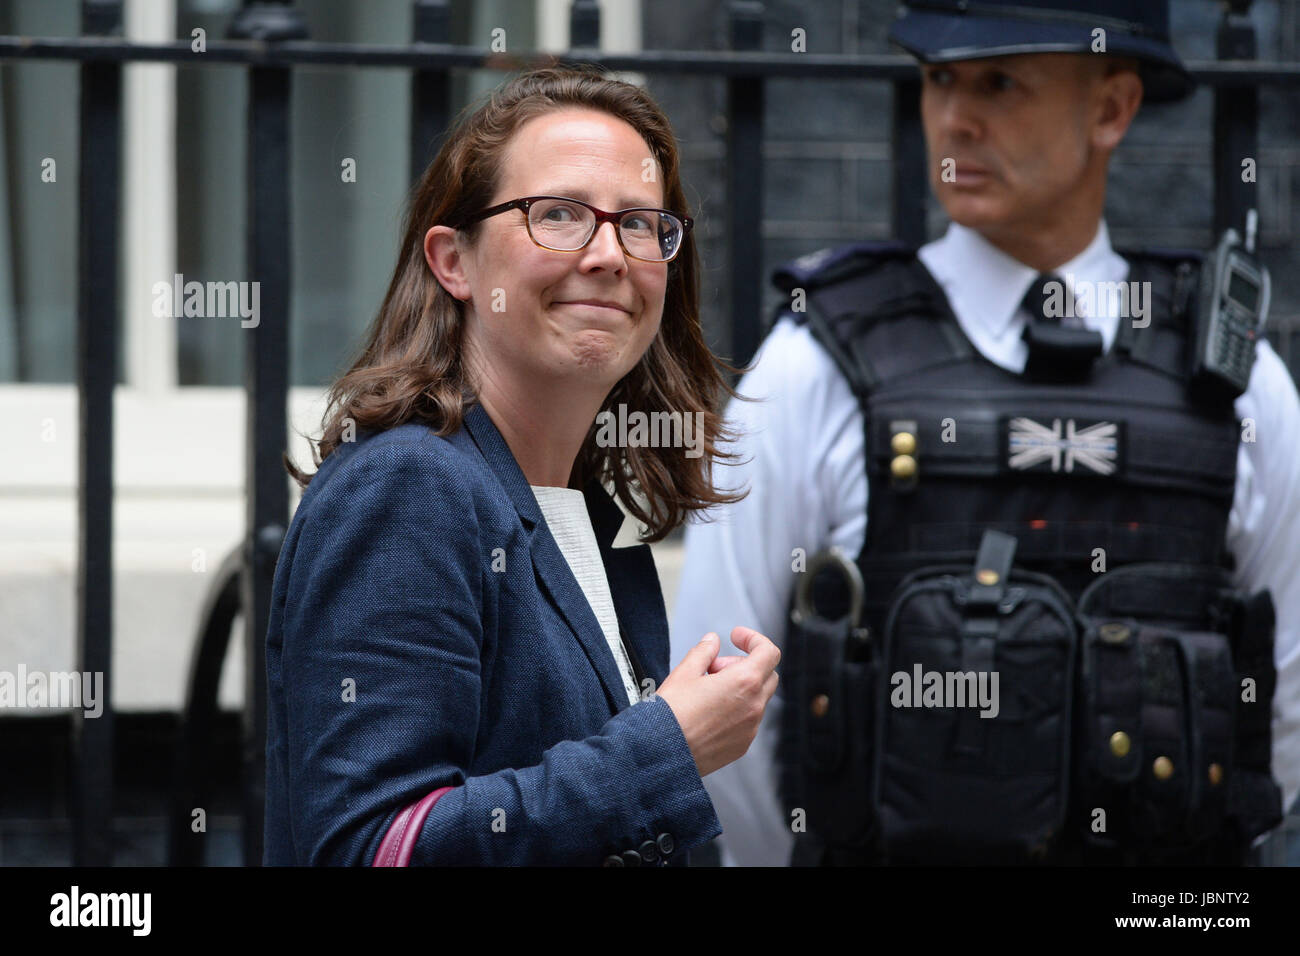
642 0 1300 380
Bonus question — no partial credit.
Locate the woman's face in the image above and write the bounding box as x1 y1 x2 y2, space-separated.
456 108 669 398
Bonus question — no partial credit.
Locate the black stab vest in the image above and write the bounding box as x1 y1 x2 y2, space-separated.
773 242 1239 634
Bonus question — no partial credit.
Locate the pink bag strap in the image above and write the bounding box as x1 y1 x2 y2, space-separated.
371 786 454 867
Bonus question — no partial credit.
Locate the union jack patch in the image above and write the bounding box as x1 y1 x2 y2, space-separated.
1002 416 1123 477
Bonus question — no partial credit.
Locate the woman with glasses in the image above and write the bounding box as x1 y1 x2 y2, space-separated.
263 66 780 866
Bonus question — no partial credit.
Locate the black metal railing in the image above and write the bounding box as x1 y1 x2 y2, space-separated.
3 0 1297 865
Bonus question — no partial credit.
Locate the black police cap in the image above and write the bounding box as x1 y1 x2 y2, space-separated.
888 0 1194 103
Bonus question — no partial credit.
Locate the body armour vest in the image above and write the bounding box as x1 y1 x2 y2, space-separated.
771 242 1282 866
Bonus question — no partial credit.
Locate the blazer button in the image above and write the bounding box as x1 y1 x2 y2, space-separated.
603 854 624 867
656 832 675 857
638 840 659 864
622 850 643 867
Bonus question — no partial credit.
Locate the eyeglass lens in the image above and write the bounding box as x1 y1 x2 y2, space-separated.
527 198 683 261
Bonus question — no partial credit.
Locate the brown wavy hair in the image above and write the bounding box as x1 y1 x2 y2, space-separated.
286 66 744 542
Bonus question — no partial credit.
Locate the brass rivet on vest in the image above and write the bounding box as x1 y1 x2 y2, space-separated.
890 455 917 479
1153 756 1175 780
1208 763 1224 786
1099 623 1130 644
1109 731 1131 758
976 569 999 586
810 694 830 718
891 431 917 456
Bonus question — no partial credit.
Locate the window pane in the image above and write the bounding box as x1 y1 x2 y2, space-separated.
0 1 90 384
174 25 245 386
175 0 541 387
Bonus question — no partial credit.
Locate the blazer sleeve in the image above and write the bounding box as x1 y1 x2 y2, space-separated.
275 436 722 865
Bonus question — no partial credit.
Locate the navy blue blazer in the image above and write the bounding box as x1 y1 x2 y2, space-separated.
263 403 722 865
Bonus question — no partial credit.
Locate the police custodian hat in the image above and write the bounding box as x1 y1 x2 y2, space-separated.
888 0 1194 103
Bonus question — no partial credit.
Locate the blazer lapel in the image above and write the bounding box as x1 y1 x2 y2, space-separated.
462 404 629 714
585 481 670 691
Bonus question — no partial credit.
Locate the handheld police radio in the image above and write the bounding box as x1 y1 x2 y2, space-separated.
1192 209 1270 400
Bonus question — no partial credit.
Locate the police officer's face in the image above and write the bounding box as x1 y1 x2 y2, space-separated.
920 53 1138 240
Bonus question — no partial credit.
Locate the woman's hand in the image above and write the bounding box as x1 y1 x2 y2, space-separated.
656 627 780 778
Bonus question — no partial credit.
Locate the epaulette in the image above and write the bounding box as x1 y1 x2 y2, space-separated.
1125 247 1204 313
772 240 916 294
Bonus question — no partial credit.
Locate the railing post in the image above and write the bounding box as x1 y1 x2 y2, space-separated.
410 0 452 186
72 0 123 868
891 76 926 248
168 548 244 866
569 0 601 50
1214 0 1259 236
227 0 305 866
725 0 764 367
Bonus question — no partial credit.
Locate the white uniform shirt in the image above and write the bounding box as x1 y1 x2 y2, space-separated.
672 220 1300 867
531 485 641 708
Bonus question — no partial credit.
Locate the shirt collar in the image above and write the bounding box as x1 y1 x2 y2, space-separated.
919 219 1123 341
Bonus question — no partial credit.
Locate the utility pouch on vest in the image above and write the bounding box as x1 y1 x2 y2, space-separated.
873 531 1077 863
1225 588 1284 843
1075 565 1282 855
783 549 878 850
1074 617 1210 850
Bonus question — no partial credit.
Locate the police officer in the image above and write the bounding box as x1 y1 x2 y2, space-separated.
672 0 1300 865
